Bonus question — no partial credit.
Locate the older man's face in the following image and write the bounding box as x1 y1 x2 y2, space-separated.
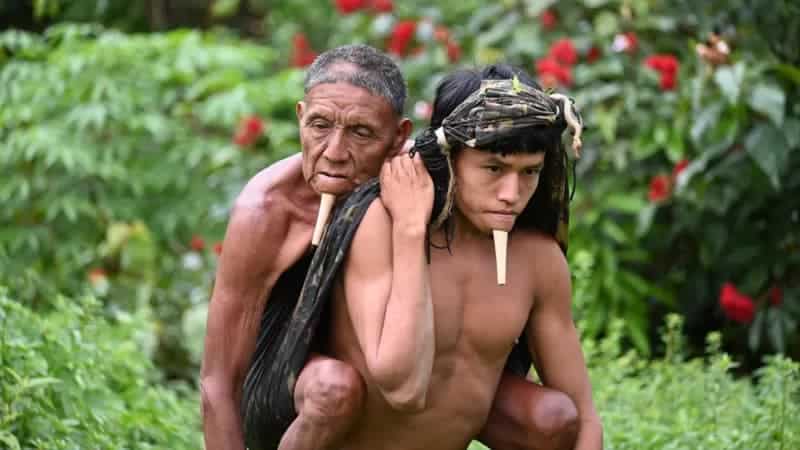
296 82 405 196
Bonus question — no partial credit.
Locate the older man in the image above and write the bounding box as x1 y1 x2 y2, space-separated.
200 45 580 450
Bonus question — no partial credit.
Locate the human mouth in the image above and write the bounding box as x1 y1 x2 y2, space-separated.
486 211 517 230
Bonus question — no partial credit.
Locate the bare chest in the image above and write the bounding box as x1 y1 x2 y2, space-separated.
427 249 534 361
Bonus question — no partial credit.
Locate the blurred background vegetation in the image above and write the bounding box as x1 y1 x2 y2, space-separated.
1 0 799 449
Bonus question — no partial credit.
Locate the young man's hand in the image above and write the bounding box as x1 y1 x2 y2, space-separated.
379 152 433 234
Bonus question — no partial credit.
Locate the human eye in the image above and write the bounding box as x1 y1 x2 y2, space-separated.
351 125 374 138
524 166 542 176
485 165 501 173
308 118 331 129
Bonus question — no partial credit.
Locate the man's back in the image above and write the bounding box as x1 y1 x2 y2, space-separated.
328 198 552 450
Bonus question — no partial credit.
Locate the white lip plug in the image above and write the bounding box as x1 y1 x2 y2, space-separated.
493 230 508 285
311 193 335 246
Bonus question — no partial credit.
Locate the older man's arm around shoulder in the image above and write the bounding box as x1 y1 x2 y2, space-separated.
526 236 603 450
341 154 435 411
200 168 302 450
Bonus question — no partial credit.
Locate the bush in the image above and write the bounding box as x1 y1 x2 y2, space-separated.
0 286 201 450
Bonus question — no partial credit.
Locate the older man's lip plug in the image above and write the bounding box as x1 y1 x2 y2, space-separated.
493 230 508 285
312 193 336 246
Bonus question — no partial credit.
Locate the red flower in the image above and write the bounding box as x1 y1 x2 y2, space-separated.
291 33 317 68
645 54 679 75
612 31 638 54
769 286 783 306
213 242 223 256
446 40 461 63
648 174 671 202
540 10 557 31
88 267 107 284
645 54 680 91
388 20 417 57
370 0 393 13
334 0 367 14
548 38 577 67
233 115 265 147
190 235 206 251
433 25 450 43
672 159 689 179
720 283 756 324
586 46 602 63
535 57 572 88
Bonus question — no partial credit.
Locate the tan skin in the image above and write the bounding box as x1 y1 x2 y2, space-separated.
201 72 592 450
200 76 412 450
328 148 602 450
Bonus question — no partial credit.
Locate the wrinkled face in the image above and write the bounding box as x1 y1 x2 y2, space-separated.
452 147 545 234
297 82 406 196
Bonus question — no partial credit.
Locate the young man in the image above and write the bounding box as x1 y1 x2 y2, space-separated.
325 68 602 450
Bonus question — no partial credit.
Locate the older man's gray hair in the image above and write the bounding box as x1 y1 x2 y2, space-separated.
304 44 407 116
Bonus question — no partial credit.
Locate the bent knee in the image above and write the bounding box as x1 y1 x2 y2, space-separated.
531 391 579 440
297 358 365 420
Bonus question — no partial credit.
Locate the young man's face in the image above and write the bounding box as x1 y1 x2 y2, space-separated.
297 81 410 196
452 147 545 234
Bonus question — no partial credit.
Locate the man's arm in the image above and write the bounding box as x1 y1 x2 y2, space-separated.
342 197 434 411
200 191 293 450
526 238 603 450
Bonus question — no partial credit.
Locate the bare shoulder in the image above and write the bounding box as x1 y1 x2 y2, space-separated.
512 230 571 299
235 153 303 210
346 198 392 270
217 154 305 284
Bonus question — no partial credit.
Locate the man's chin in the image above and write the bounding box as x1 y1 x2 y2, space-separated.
311 176 356 196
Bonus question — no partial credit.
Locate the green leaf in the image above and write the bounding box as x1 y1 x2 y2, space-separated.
749 310 765 350
690 102 723 144
593 11 619 37
713 62 745 104
0 432 21 450
210 0 240 18
773 63 800 85
767 307 785 353
748 83 786 126
744 123 789 190
784 117 800 149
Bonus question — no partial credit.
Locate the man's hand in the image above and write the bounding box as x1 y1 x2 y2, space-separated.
379 152 434 232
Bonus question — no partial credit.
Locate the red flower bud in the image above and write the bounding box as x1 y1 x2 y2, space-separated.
334 0 367 14
648 174 671 202
190 235 205 251
672 159 689 179
769 286 783 306
719 283 756 324
88 267 107 284
549 38 577 66
446 40 461 63
388 20 417 57
540 10 557 31
233 116 265 147
586 46 602 63
370 0 393 13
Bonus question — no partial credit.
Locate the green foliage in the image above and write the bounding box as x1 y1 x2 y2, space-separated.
0 287 201 449
0 23 304 378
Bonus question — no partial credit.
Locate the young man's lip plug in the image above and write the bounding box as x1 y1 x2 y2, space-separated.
312 193 336 246
493 230 508 285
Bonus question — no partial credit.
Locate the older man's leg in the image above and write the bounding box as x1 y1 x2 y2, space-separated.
478 372 579 450
278 355 365 450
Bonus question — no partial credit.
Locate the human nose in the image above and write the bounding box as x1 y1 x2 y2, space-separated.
497 173 521 205
322 127 349 163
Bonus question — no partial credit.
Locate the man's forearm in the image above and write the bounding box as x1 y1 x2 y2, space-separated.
202 386 246 450
371 225 434 404
575 417 603 450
